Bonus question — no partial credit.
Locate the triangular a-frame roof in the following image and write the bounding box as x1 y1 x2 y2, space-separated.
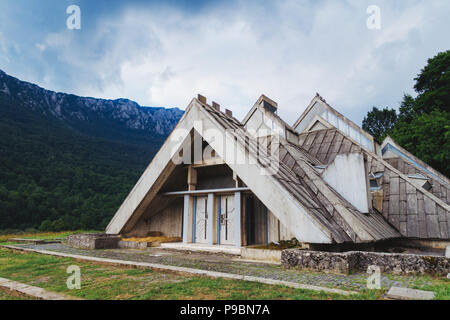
107 98 336 243
293 93 376 152
108 93 449 243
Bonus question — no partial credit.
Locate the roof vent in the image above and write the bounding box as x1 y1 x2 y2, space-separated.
212 101 220 111
225 109 233 117
197 94 207 104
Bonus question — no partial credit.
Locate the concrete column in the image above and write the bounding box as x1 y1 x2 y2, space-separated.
217 195 221 244
234 192 241 247
192 197 197 243
182 195 190 243
187 166 197 191
207 193 214 245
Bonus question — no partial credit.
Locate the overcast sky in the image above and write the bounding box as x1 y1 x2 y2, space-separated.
0 0 449 125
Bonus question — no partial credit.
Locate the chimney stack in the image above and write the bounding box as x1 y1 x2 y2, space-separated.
225 109 233 118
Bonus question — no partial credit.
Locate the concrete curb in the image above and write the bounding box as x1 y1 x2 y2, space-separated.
385 287 435 300
2 245 358 296
0 277 75 300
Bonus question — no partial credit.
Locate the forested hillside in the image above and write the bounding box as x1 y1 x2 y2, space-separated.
0 70 183 232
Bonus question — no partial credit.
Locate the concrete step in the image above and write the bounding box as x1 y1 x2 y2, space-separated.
385 286 435 300
0 277 77 300
160 242 241 255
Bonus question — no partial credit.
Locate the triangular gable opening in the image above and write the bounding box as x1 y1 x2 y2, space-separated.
121 132 298 247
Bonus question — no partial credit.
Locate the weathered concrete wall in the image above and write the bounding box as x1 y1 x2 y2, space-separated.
322 153 369 213
129 199 183 237
67 234 119 250
241 247 281 263
147 201 183 237
282 249 450 275
294 101 327 133
268 211 295 243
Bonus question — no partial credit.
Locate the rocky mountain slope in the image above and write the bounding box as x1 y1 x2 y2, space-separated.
0 70 183 231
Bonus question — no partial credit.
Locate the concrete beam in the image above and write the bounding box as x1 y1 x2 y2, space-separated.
162 187 250 197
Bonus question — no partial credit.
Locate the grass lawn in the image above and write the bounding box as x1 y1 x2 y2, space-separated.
0 230 101 244
0 231 447 300
0 247 382 300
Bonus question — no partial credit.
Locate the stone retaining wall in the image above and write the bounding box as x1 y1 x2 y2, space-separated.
67 234 119 250
282 249 450 275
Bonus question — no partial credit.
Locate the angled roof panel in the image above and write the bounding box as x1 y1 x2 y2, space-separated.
298 127 450 240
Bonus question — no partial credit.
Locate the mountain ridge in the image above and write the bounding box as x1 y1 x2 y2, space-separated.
0 69 183 231
0 69 183 140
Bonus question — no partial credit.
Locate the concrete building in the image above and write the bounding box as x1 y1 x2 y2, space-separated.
106 94 450 250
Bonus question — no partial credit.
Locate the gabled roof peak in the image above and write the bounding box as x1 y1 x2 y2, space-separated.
257 94 278 109
315 92 327 104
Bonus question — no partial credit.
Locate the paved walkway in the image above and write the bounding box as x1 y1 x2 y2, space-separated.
4 243 433 292
0 277 74 300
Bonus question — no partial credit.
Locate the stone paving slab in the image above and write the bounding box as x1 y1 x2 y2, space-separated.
386 287 435 300
2 243 434 292
0 277 74 300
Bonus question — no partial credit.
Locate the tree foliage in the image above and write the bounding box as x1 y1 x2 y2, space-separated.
392 110 450 175
362 50 450 176
362 107 398 143
0 93 164 231
413 50 450 114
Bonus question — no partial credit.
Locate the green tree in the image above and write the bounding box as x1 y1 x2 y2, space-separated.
390 50 450 177
413 50 450 114
398 94 416 123
392 111 450 175
362 107 398 143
